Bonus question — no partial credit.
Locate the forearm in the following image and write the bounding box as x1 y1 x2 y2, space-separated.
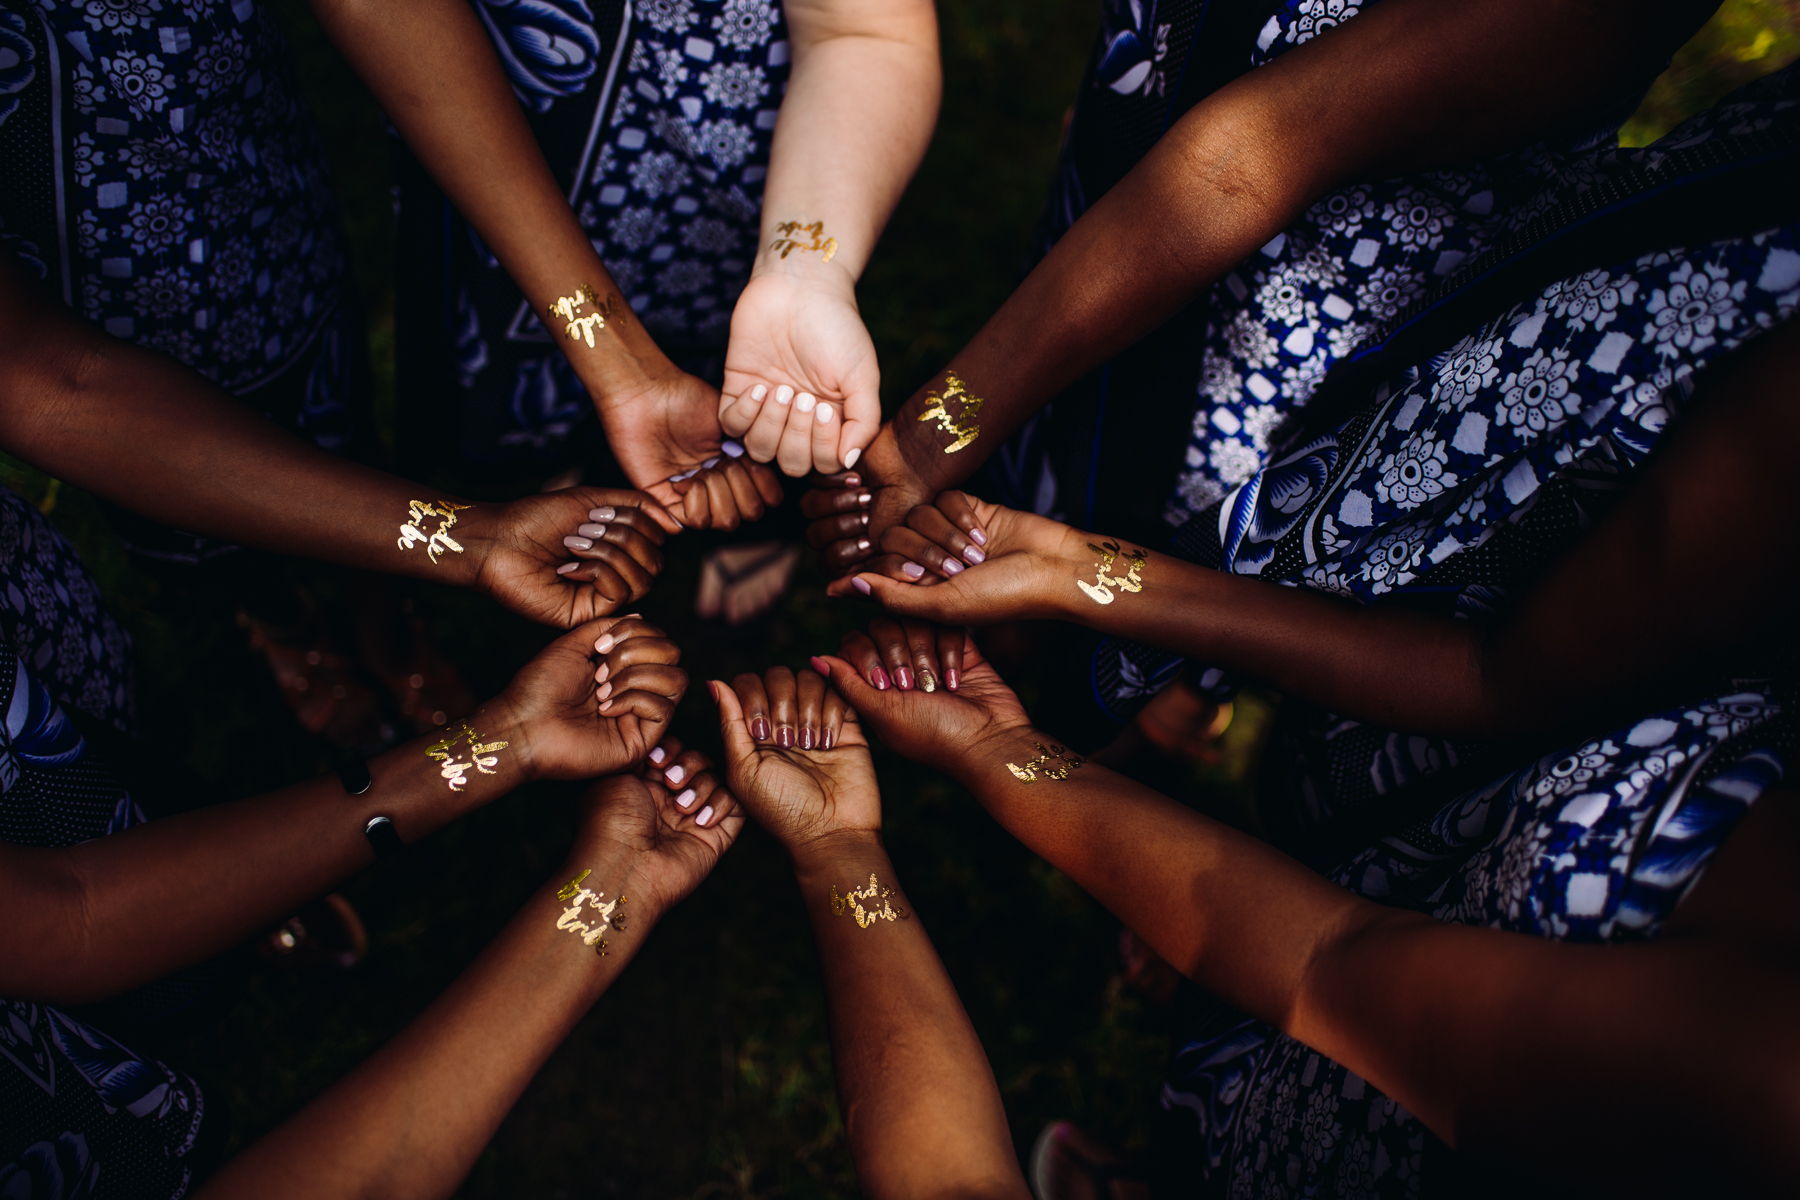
197 841 651 1200
792 831 1026 1200
4 702 531 1002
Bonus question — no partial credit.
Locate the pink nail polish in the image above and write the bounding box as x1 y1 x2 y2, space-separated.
964 546 986 565
676 788 696 807
649 745 667 764
598 681 613 700
942 558 964 575
557 562 580 576
852 576 872 596
695 804 714 826
823 728 835 750
810 656 831 676
896 667 913 691
843 474 861 487
752 717 770 742
595 663 610 683
902 562 924 580
946 668 960 691
564 535 593 550
588 506 617 522
801 728 816 750
665 764 685 786
970 527 988 546
872 667 890 690
578 522 607 538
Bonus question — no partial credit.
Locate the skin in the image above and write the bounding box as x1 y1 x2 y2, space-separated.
194 761 743 1200
0 253 671 627
802 0 1720 572
810 635 1800 1195
0 615 744 1004
718 0 942 475
828 316 1800 744
305 0 781 528
710 669 1030 1200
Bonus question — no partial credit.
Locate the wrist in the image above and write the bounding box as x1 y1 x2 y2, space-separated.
478 695 541 786
789 827 886 879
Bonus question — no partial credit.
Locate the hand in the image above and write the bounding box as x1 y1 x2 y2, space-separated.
718 266 880 475
709 667 879 855
495 615 684 781
801 424 934 577
472 488 672 628
595 365 784 530
837 617 966 694
812 630 1032 770
568 746 743 920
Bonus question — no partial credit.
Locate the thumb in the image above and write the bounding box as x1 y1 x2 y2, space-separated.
836 386 881 473
709 680 759 773
847 572 951 621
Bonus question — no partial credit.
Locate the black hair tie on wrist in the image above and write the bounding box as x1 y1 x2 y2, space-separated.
338 762 402 859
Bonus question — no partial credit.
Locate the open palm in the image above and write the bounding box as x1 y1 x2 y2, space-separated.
713 679 883 853
576 773 744 917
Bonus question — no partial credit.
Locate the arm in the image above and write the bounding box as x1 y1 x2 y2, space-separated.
825 644 1800 1192
843 317 1800 742
718 0 940 474
305 0 778 526
0 615 682 1003
196 766 742 1200
711 671 1028 1200
811 0 1718 566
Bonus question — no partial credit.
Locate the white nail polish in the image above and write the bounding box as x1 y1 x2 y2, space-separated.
751 384 767 401
675 788 696 808
795 392 816 413
695 804 714 826
816 403 834 424
775 385 794 405
649 745 666 764
665 764 685 785
844 447 861 469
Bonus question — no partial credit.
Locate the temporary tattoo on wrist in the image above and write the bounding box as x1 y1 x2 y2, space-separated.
425 721 510 792
1006 742 1085 783
770 220 838 262
398 500 473 564
1077 540 1146 605
917 372 983 454
554 867 628 956
548 284 628 347
829 872 910 928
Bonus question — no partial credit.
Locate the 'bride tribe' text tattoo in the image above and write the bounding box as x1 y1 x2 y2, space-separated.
830 873 910 928
426 721 510 792
1006 742 1085 783
398 500 472 564
548 283 628 347
918 372 983 454
770 220 838 262
1077 540 1146 605
554 868 628 956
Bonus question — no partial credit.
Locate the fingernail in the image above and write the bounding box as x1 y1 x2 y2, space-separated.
843 474 860 487
775 385 793 405
970 527 987 546
872 666 890 689
722 439 745 458
852 576 872 596
902 562 924 579
776 726 794 748
752 717 770 741
589 506 617 522
596 634 615 653
751 384 767 401
896 667 913 691
810 656 831 677
707 680 721 703
696 804 714 826
676 788 696 808
795 392 816 413
856 538 870 552
860 513 870 527
665 764 685 786
964 546 986 564
947 668 960 691
816 404 834 424
942 558 964 576
703 457 721 469
564 535 593 550
578 522 608 538
595 663 611 683
857 493 872 506
801 727 816 749
649 745 667 764
918 669 938 693
598 681 613 700
844 447 861 469
823 728 834 749
557 562 580 576
600 697 614 711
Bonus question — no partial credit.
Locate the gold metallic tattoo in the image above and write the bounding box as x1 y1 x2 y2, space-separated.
829 873 910 928
917 371 983 454
553 868 629 956
1006 742 1085 783
398 500 473 565
769 220 838 262
1077 540 1146 605
547 284 628 347
425 721 510 792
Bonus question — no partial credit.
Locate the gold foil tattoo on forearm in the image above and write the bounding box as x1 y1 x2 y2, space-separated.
398 500 473 564
918 372 983 454
425 721 510 791
1006 742 1084 783
1077 541 1146 605
554 868 628 956
829 873 910 928
770 220 838 262
548 284 628 347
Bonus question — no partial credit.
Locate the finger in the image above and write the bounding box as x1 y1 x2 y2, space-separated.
556 557 636 607
576 499 671 548
646 734 683 771
796 666 825 750
936 625 965 692
595 686 676 735
730 671 774 743
592 617 666 660
907 504 985 569
748 459 785 507
719 383 768 439
709 679 759 770
685 768 737 828
878 526 966 582
674 473 712 530
658 747 709 794
818 681 847 750
805 509 872 548
837 630 892 691
901 619 943 694
818 533 875 581
855 550 950 587
836 387 880 474
808 654 895 740
764 665 799 749
743 383 792 462
595 636 681 687
572 508 668 568
719 459 771 524
598 663 688 712
799 483 870 524
775 392 819 476
840 571 957 619
561 533 656 597
701 470 743 532
868 616 915 691
810 399 841 475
